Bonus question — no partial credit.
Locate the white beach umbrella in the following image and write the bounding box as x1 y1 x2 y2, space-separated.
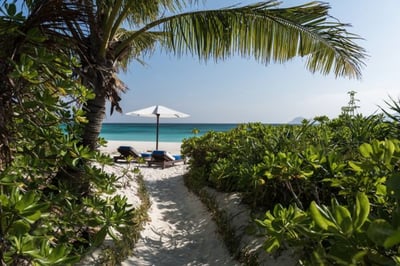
126 105 190 150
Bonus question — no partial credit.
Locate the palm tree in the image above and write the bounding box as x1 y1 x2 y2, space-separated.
65 0 366 150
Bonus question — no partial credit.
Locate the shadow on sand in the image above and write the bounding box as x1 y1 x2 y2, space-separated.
122 173 238 266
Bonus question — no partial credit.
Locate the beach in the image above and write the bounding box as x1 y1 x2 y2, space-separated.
86 140 239 265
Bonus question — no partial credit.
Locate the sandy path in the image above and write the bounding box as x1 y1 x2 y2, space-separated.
122 164 239 266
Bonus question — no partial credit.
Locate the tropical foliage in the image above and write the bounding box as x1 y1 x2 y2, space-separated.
0 3 139 265
182 107 400 265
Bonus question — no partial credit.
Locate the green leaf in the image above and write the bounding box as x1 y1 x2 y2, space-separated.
386 173 400 200
48 245 68 262
329 241 367 265
393 256 400 265
367 219 394 247
300 169 314 178
383 140 395 165
93 226 107 247
15 190 37 212
264 236 280 253
11 220 30 236
376 184 387 197
359 143 373 158
366 252 397 266
6 3 16 16
0 194 9 206
353 192 370 231
333 205 353 235
309 201 336 231
348 161 362 172
35 244 79 265
107 227 120 241
383 229 400 248
24 211 42 223
72 158 80 167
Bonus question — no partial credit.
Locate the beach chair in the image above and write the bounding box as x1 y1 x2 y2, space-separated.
113 146 142 163
147 150 185 169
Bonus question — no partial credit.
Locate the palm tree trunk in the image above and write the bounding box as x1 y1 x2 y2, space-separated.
82 93 106 151
80 56 110 151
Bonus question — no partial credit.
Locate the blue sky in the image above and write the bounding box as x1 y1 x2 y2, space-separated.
104 0 400 124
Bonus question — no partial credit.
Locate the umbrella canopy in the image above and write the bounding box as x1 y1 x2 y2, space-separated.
126 105 189 150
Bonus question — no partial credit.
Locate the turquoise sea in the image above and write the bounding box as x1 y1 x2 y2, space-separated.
100 123 239 142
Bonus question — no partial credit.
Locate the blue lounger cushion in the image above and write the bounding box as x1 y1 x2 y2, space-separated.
151 150 182 161
140 152 152 159
148 150 185 168
173 155 182 160
152 150 174 161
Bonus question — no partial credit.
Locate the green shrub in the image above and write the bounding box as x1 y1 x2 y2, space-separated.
0 12 136 263
182 114 400 264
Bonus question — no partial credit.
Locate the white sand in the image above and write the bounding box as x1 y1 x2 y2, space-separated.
94 141 238 265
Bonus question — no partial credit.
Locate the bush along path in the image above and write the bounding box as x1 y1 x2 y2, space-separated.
122 164 239 266
184 175 298 266
77 164 151 265
181 118 400 265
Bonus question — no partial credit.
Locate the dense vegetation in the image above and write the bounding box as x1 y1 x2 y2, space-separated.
182 105 400 265
0 53 139 265
0 3 142 265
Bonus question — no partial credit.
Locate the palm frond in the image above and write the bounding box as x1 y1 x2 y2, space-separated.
113 29 161 70
124 0 199 25
381 96 400 122
141 1 366 79
95 0 185 56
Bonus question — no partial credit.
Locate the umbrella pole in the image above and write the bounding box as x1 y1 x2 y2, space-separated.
156 114 160 150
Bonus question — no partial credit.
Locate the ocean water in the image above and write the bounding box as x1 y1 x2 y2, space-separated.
100 123 238 142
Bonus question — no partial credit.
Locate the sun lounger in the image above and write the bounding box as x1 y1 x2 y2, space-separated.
113 146 142 163
147 150 185 169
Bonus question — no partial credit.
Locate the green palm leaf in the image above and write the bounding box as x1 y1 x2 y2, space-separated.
151 1 366 78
